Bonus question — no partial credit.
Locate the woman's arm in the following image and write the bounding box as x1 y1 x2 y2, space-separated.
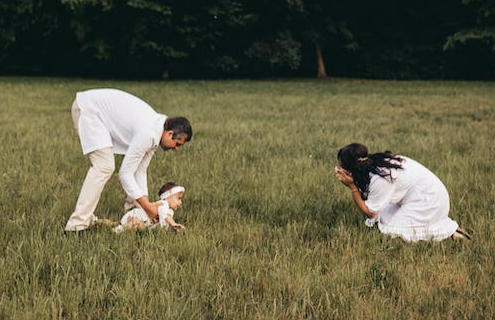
335 167 376 219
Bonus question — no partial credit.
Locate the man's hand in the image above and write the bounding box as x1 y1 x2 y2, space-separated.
136 196 160 223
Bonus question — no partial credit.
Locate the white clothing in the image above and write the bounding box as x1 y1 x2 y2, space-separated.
364 156 458 242
65 146 115 231
74 88 167 200
113 200 174 233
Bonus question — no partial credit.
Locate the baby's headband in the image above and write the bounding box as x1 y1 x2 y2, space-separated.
160 186 185 200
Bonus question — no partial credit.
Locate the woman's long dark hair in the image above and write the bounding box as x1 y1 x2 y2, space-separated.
337 143 403 199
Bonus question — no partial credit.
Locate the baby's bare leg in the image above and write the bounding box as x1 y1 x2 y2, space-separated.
125 217 147 231
94 218 119 227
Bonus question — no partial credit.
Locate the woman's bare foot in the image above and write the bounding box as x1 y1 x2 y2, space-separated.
452 227 472 240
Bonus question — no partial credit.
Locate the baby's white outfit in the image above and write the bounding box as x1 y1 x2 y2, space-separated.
112 200 174 233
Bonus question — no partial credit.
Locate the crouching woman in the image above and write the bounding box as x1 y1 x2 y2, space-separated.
335 143 471 242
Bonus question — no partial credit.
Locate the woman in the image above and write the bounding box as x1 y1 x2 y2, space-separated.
335 143 471 242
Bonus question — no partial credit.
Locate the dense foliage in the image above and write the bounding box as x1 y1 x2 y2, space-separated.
0 0 493 79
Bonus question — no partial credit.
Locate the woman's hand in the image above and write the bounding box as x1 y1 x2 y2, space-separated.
335 166 356 188
335 166 374 218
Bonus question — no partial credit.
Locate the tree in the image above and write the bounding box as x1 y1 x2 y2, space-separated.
0 0 72 74
285 0 357 78
444 0 495 79
0 0 490 79
342 0 470 79
445 0 495 51
238 0 357 78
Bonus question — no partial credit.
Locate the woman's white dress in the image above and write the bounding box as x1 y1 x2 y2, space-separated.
364 156 458 242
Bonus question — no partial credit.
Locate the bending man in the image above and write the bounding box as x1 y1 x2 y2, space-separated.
65 88 192 232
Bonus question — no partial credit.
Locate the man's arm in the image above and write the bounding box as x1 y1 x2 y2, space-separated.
119 134 157 219
136 196 159 220
134 150 154 202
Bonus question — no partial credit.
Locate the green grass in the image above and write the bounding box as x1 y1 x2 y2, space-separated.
0 77 493 319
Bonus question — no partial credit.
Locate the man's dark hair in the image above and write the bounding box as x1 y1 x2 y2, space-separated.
164 117 192 141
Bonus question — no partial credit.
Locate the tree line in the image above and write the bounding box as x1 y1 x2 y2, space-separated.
1 0 493 79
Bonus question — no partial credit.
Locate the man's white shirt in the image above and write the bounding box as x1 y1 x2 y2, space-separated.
75 88 167 200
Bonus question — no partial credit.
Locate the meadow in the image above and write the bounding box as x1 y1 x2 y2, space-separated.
0 77 493 320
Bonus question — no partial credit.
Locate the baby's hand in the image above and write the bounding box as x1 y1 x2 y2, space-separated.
172 224 186 231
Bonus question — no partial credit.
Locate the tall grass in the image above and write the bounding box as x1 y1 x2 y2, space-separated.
0 77 493 319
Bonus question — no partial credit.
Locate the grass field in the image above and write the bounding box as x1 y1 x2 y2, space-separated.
0 77 493 319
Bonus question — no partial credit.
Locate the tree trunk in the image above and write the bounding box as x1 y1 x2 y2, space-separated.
316 44 328 79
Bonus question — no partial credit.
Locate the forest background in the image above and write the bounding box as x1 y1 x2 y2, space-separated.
1 0 494 80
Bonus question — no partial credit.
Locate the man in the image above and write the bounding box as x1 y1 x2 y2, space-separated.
65 88 192 232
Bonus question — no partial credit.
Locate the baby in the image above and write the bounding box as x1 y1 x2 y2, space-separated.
113 182 186 233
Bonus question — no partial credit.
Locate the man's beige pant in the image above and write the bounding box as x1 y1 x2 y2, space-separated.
65 100 116 231
64 147 115 231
